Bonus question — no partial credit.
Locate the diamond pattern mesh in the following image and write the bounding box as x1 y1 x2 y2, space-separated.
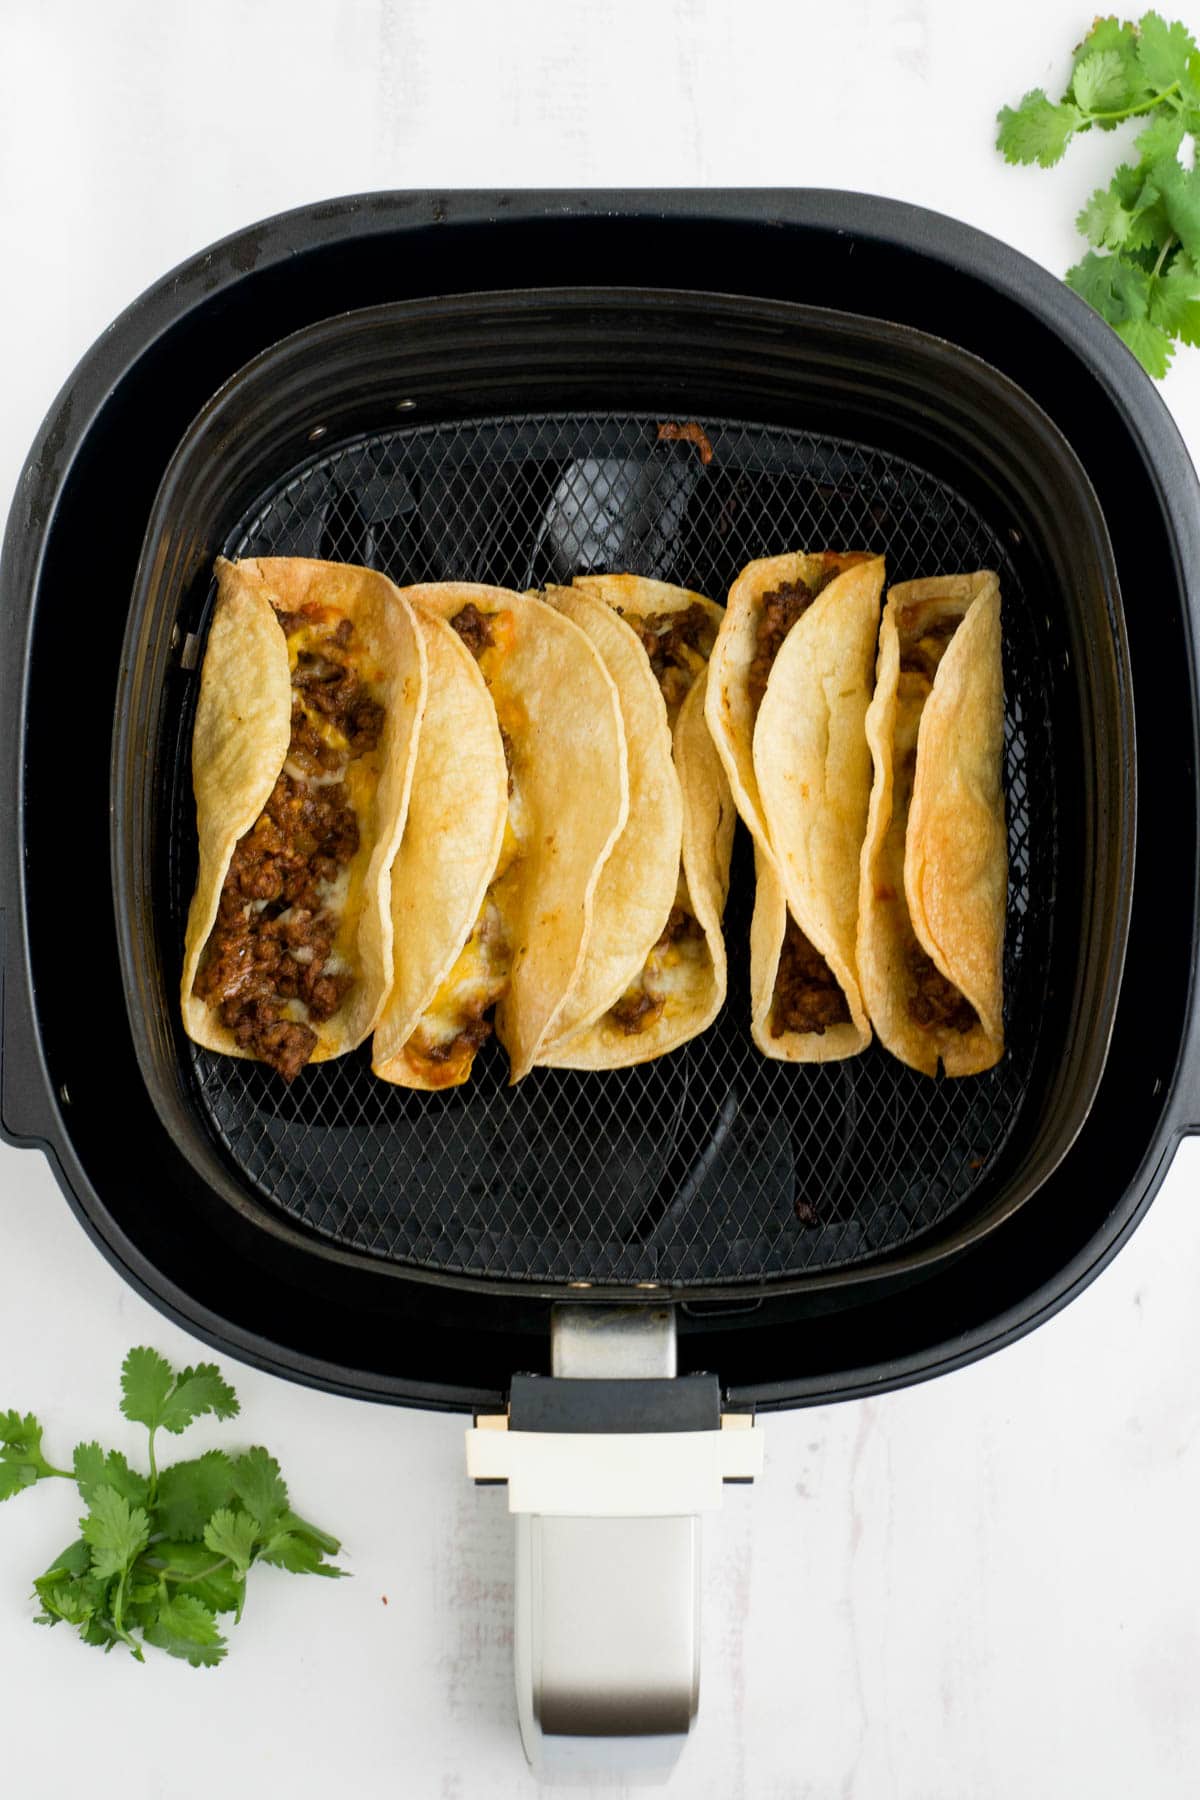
172 414 1052 1287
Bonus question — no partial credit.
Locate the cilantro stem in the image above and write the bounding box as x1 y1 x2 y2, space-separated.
113 1566 129 1638
139 1553 233 1582
146 1427 158 1504
1083 81 1180 123
162 1558 230 1583
1151 231 1179 282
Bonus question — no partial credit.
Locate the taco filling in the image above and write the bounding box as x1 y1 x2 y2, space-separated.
890 599 979 1037
607 902 707 1035
744 566 857 1039
191 609 385 1080
396 603 526 1086
627 602 715 722
596 601 716 1038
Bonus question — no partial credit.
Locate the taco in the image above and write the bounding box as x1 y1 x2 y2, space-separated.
706 552 884 1062
857 571 1006 1077
372 583 629 1087
182 556 427 1080
538 577 734 1069
370 604 509 1090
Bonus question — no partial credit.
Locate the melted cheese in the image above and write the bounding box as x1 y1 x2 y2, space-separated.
606 871 706 1031
402 903 512 1087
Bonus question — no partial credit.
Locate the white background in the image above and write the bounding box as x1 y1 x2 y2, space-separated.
4 3 1200 1796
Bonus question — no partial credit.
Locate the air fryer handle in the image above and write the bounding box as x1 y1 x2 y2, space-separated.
465 1307 763 1780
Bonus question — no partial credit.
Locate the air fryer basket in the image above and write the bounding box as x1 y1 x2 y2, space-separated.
5 193 1197 1410
114 289 1132 1302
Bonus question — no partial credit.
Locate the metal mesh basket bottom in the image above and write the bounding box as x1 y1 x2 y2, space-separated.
177 413 1052 1286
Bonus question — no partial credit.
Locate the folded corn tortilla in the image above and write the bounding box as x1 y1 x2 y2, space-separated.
538 576 734 1068
370 605 509 1089
372 582 629 1087
182 556 427 1073
707 552 884 1062
535 584 684 1045
857 571 1006 1076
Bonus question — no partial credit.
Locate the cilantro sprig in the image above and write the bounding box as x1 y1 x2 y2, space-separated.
997 13 1200 376
2 1348 345 1666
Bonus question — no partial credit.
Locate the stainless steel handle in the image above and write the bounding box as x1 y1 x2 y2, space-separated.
466 1305 762 1780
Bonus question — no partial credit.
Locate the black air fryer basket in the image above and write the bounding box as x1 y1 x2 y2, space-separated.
3 191 1198 1413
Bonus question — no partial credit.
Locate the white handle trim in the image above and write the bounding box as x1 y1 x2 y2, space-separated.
465 1422 762 1516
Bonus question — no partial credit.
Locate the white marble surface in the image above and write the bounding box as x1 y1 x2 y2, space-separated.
4 2 1200 1795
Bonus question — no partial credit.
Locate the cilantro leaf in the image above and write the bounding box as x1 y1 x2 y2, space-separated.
1 1409 69 1496
1067 250 1152 321
73 1443 149 1508
1124 177 1174 253
0 1463 40 1502
80 1614 126 1651
79 1486 150 1581
36 1538 92 1585
1135 11 1198 92
1071 16 1150 123
1155 159 1200 258
158 1365 240 1434
1134 109 1186 163
1073 16 1140 71
1184 49 1200 106
5 1347 344 1668
149 1540 246 1616
1109 161 1148 206
153 1451 236 1540
996 89 1083 165
119 1348 175 1428
142 1594 227 1668
34 1579 100 1627
259 1531 347 1578
1116 314 1176 373
1078 185 1133 248
229 1447 288 1533
1066 250 1177 372
1150 251 1200 342
0 1410 45 1460
279 1508 342 1557
1073 48 1136 113
120 1348 239 1435
203 1507 260 1577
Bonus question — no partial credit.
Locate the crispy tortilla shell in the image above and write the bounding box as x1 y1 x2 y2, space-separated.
543 666 734 1068
707 552 881 1061
395 583 629 1083
181 556 426 1062
535 585 684 1045
857 571 1005 1076
540 578 732 1068
371 606 509 1089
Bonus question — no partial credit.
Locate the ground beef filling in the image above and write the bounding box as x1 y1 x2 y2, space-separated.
906 942 978 1033
449 603 494 659
609 906 704 1035
609 989 663 1035
746 564 856 712
898 612 960 683
408 907 511 1071
417 1011 495 1066
193 615 382 1080
770 915 851 1038
747 580 816 712
633 604 711 684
